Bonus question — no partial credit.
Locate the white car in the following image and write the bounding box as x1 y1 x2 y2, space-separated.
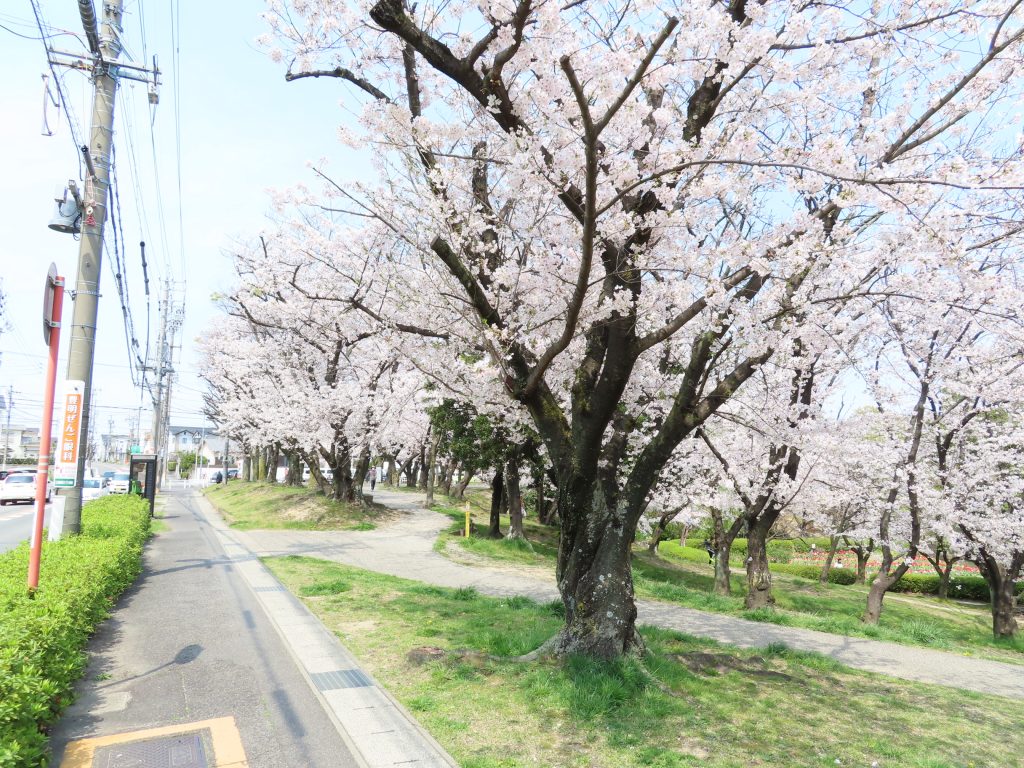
82 477 110 502
106 472 132 494
0 471 53 506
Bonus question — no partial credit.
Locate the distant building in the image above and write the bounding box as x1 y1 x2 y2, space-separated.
100 432 134 463
168 425 231 467
0 425 48 461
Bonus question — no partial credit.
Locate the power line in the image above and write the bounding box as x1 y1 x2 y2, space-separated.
27 0 85 176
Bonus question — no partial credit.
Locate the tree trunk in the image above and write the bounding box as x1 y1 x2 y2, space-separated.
647 510 679 555
407 459 419 487
975 551 1022 640
553 479 643 659
991 577 1019 639
713 542 733 596
863 547 911 624
398 456 414 488
424 433 440 506
331 468 354 501
937 563 954 600
820 535 840 585
453 467 473 500
287 451 303 487
856 549 870 584
302 452 330 496
864 576 888 624
266 443 280 483
710 509 740 597
242 454 251 482
505 458 525 540
679 524 690 548
417 445 429 489
257 449 267 484
744 522 775 610
442 459 456 496
488 465 504 539
353 445 371 503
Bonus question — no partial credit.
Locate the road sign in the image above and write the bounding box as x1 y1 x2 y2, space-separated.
42 263 59 344
53 380 85 488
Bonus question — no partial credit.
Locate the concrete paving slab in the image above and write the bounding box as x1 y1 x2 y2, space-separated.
195 491 460 768
49 489 362 768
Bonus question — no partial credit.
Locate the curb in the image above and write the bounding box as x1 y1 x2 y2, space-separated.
194 492 459 768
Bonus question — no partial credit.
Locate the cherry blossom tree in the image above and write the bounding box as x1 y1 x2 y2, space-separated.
261 0 1024 657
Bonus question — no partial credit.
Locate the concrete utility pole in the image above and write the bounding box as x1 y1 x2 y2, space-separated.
2 387 12 472
60 0 124 534
150 279 169 462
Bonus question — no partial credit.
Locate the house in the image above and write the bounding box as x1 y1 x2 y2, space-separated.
167 425 230 468
100 432 134 463
0 425 47 461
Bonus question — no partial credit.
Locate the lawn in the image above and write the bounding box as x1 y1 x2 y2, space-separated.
203 481 388 531
427 496 1024 665
267 555 1024 768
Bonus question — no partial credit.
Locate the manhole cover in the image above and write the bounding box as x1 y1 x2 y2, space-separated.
93 732 210 768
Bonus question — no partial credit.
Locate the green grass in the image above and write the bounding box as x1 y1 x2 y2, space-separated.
203 481 387 531
266 555 1024 768
428 495 1024 664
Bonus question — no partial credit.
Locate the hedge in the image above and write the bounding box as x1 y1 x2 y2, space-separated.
680 537 834 560
0 495 150 768
772 562 859 585
657 542 1024 601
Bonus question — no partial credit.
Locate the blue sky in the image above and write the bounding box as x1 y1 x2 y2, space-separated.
0 1 365 441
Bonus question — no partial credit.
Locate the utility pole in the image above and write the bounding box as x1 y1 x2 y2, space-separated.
2 387 11 472
47 1 160 533
59 0 121 534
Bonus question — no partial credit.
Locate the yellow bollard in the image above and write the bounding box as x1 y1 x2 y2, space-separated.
465 502 471 538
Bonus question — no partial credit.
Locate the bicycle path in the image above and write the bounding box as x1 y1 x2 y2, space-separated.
235 487 1024 700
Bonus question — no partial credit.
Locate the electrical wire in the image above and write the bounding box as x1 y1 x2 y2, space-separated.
27 0 86 177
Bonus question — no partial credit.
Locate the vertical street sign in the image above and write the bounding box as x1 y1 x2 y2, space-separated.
28 267 65 592
54 380 85 489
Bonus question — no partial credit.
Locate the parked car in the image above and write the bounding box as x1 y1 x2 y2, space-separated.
102 470 116 484
227 468 239 480
106 472 132 494
0 471 53 506
82 477 109 502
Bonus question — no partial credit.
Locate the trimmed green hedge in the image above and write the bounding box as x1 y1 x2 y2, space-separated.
0 495 150 767
883 573 1024 601
772 562 858 585
680 537 832 562
658 542 1023 601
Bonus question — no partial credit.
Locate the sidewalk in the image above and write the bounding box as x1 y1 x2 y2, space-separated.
237 487 1024 701
49 486 456 768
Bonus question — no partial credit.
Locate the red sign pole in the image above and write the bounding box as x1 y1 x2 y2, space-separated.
28 272 65 593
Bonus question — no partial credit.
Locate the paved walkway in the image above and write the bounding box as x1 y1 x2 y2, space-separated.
51 487 456 768
237 487 1024 700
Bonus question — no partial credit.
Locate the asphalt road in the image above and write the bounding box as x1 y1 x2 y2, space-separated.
0 500 50 553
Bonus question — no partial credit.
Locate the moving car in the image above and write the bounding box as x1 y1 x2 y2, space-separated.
82 477 109 502
0 471 53 506
106 472 132 494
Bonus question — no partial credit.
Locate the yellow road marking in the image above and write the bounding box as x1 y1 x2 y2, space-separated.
60 716 247 768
